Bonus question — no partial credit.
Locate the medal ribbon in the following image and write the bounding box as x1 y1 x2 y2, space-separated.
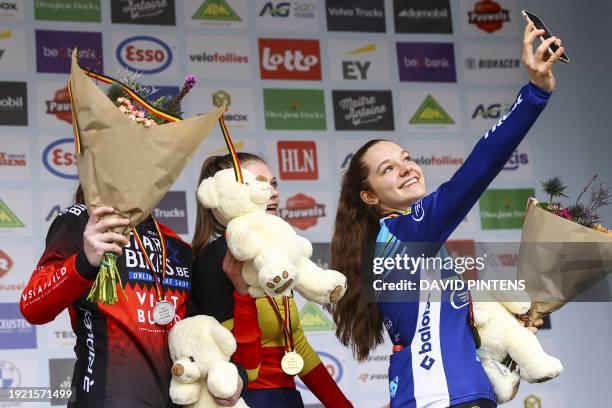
266 296 294 352
132 219 167 302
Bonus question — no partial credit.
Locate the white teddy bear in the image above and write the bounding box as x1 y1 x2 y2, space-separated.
168 315 248 408
473 291 563 404
197 167 347 304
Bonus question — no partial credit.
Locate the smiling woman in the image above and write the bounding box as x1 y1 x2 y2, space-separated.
328 21 565 408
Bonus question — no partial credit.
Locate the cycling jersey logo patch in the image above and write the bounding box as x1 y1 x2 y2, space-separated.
389 375 399 398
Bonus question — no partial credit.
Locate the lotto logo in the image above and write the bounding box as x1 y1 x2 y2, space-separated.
259 38 321 80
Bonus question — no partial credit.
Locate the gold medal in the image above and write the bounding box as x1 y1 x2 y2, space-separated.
281 351 304 376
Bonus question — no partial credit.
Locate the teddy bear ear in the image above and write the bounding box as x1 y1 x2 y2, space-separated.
197 177 219 209
210 324 237 357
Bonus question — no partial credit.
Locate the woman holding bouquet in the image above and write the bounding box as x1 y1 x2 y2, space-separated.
329 22 563 408
190 153 352 408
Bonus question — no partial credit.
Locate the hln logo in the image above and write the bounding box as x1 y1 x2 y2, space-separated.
277 141 318 180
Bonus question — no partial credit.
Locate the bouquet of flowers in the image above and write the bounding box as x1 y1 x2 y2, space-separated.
518 175 612 324
68 50 225 304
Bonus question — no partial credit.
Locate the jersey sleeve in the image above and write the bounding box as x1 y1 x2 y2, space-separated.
20 205 98 324
389 82 551 243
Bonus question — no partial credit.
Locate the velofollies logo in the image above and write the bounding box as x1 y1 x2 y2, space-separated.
45 86 72 124
468 0 509 33
280 194 325 230
192 0 240 21
0 199 24 228
0 249 13 278
409 95 454 124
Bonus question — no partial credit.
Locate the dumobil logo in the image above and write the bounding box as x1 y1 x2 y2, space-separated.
280 193 325 230
192 0 241 21
259 38 321 80
45 86 72 124
468 0 510 33
116 36 172 74
277 140 318 180
42 138 78 180
0 249 13 278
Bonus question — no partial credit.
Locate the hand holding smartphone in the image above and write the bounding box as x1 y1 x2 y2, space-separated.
522 10 570 63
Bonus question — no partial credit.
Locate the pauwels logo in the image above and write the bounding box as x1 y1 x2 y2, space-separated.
277 140 318 180
0 249 13 278
259 38 321 80
280 193 325 230
468 0 510 33
45 86 72 124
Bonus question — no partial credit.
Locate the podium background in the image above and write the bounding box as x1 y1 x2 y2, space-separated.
0 1 610 407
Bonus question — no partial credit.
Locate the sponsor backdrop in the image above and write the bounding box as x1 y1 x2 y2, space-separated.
0 0 610 407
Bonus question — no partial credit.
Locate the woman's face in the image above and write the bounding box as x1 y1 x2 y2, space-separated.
243 160 279 216
361 141 426 213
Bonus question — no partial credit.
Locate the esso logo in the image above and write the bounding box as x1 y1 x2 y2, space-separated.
116 36 172 74
42 138 78 180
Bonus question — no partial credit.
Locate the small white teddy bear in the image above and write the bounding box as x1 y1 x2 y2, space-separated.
168 315 248 408
197 167 347 304
473 291 563 404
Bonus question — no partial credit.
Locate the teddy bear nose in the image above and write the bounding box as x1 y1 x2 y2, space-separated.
255 175 267 182
172 363 184 377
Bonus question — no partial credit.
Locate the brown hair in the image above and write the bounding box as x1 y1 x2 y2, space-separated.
74 185 85 205
328 139 388 361
191 152 266 255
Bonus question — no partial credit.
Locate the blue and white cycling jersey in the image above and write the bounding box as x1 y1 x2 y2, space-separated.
376 82 551 408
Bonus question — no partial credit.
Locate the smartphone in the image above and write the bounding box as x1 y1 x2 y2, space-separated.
522 10 569 63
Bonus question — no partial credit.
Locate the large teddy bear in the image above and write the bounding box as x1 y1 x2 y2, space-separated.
472 290 563 404
168 315 248 408
197 167 347 304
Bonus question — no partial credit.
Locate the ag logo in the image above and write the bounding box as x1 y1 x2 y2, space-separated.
472 103 511 119
0 249 13 278
0 361 21 387
259 2 290 17
42 138 77 180
116 36 172 74
212 89 230 107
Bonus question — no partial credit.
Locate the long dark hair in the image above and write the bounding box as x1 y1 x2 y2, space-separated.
191 152 266 255
328 139 388 361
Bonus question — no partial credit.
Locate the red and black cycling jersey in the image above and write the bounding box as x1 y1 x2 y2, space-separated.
20 204 192 408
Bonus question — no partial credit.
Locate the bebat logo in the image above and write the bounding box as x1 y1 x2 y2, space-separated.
42 138 78 180
116 36 172 74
